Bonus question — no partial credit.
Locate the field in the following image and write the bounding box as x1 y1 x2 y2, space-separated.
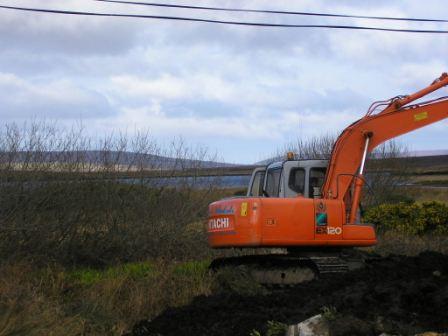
0 135 447 335
1 232 446 336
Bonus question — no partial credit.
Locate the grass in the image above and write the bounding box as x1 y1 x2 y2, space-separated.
172 260 210 277
0 259 214 336
403 186 448 203
369 232 448 256
68 262 156 286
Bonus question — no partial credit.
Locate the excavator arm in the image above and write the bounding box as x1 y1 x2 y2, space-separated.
321 73 448 223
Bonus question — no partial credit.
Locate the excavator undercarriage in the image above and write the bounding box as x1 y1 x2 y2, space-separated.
210 248 370 286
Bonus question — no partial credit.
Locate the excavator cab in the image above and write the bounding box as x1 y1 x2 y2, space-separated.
247 159 328 199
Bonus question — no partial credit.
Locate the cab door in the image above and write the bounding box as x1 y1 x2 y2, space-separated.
247 168 266 197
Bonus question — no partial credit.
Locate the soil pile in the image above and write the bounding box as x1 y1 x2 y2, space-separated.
129 251 448 336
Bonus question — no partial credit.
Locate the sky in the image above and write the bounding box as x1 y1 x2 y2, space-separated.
0 0 447 164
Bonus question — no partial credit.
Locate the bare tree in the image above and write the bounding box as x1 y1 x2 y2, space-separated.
273 133 412 206
364 140 413 205
0 121 222 265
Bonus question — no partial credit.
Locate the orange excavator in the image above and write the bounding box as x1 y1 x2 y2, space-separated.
207 73 448 285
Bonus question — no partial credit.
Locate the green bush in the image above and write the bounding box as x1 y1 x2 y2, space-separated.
418 201 448 234
364 201 448 235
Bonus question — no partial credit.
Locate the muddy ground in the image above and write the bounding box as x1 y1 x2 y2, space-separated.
129 252 448 336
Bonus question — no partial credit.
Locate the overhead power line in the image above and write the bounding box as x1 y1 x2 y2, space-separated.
0 4 448 34
94 0 448 23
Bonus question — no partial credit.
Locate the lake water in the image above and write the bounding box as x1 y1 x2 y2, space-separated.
121 175 251 189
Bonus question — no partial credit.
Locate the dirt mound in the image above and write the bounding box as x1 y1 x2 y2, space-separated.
129 252 448 336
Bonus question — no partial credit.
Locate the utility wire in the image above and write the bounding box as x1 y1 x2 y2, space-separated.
1 4 448 34
94 0 448 24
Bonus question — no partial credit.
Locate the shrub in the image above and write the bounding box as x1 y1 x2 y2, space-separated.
418 201 448 234
0 121 230 266
0 181 226 265
249 321 287 336
364 201 448 235
321 306 338 321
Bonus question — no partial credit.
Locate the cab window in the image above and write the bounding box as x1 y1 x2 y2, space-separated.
249 170 265 196
288 168 305 195
309 167 327 198
265 168 282 197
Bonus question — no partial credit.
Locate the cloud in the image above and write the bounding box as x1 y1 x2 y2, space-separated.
395 61 448 90
0 0 141 55
0 0 447 163
0 73 114 119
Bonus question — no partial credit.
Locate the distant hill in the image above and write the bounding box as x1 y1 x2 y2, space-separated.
0 150 236 170
406 149 448 157
402 154 448 173
256 150 448 165
3 150 447 174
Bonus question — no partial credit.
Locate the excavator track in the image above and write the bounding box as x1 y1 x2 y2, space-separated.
309 256 349 275
210 251 364 287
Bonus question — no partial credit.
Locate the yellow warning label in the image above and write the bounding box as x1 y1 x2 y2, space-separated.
240 202 248 216
414 111 428 121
